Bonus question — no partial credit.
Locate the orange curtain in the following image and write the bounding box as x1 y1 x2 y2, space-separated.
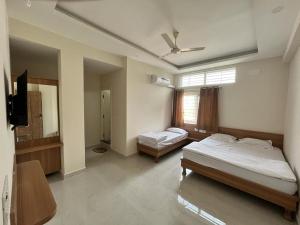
171 89 184 127
197 87 219 132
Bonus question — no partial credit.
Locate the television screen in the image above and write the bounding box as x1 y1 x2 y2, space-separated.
10 70 28 127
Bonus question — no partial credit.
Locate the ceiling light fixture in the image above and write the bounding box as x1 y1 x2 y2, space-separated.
26 0 31 7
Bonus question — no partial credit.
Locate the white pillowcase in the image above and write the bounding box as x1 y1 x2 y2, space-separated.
209 133 237 143
166 127 187 135
237 138 272 149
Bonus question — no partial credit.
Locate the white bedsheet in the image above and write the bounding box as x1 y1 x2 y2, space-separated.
138 132 167 143
138 131 188 150
183 138 297 194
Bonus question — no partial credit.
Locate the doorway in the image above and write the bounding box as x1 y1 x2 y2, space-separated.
83 57 119 160
100 90 111 145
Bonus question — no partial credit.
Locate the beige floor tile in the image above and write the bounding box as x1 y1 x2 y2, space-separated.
46 149 297 225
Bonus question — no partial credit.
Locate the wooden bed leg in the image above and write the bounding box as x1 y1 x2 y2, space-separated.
154 157 159 163
283 209 293 221
138 150 143 155
182 167 187 176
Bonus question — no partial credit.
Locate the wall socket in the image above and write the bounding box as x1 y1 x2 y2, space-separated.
2 175 9 225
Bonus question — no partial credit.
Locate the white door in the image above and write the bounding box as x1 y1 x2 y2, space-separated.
100 90 111 142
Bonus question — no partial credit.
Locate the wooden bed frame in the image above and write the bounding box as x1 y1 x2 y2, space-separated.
181 127 299 220
137 138 189 162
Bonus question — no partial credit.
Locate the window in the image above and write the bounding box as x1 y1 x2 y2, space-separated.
180 73 205 87
206 68 236 85
183 92 199 124
179 67 236 87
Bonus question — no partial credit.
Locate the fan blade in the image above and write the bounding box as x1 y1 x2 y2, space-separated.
180 47 205 52
161 33 176 49
160 52 173 58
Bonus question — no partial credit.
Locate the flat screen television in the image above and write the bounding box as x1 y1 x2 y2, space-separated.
8 70 28 129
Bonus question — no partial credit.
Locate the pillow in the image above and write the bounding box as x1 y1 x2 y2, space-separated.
237 138 272 148
166 127 187 135
209 133 237 143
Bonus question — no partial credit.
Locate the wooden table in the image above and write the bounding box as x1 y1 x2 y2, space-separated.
16 160 56 225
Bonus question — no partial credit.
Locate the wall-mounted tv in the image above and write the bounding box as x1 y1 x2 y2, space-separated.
7 70 28 130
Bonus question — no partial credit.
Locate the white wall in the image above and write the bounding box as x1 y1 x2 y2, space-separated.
9 18 125 175
58 49 86 175
10 53 58 80
219 57 288 133
0 1 14 224
100 67 127 156
98 57 174 156
126 58 173 155
9 19 123 68
99 58 174 156
9 18 175 160
84 72 101 148
284 47 300 219
176 57 288 134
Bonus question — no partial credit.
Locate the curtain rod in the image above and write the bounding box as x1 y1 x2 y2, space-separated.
175 86 223 91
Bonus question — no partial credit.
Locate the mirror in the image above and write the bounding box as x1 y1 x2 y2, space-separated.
14 80 59 142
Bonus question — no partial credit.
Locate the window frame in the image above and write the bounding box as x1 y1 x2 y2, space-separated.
178 67 236 89
179 72 205 88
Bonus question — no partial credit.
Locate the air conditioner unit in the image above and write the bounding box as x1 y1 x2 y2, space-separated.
151 75 174 88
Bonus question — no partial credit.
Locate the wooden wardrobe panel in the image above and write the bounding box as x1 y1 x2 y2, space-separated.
30 91 43 139
16 147 61 175
45 148 61 174
15 91 44 141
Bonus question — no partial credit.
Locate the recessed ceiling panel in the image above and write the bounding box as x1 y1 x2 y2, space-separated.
57 0 257 67
8 0 300 72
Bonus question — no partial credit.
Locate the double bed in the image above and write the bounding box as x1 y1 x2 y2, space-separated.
137 128 189 162
181 127 298 220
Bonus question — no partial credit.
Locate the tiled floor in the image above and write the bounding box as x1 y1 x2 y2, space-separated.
46 149 297 225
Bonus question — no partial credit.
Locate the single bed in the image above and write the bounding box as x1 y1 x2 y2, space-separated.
137 128 189 162
181 127 299 220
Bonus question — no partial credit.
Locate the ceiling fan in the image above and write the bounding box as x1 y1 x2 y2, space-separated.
25 0 102 7
160 30 205 58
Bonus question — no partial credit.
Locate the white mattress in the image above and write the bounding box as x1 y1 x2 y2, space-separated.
183 138 297 195
138 131 188 150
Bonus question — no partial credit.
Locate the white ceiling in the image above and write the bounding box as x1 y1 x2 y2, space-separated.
7 0 300 73
58 0 257 66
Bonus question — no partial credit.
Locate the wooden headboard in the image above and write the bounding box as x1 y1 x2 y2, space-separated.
218 127 284 149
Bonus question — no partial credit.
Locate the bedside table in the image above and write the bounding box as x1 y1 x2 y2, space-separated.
188 131 212 142
187 137 200 142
